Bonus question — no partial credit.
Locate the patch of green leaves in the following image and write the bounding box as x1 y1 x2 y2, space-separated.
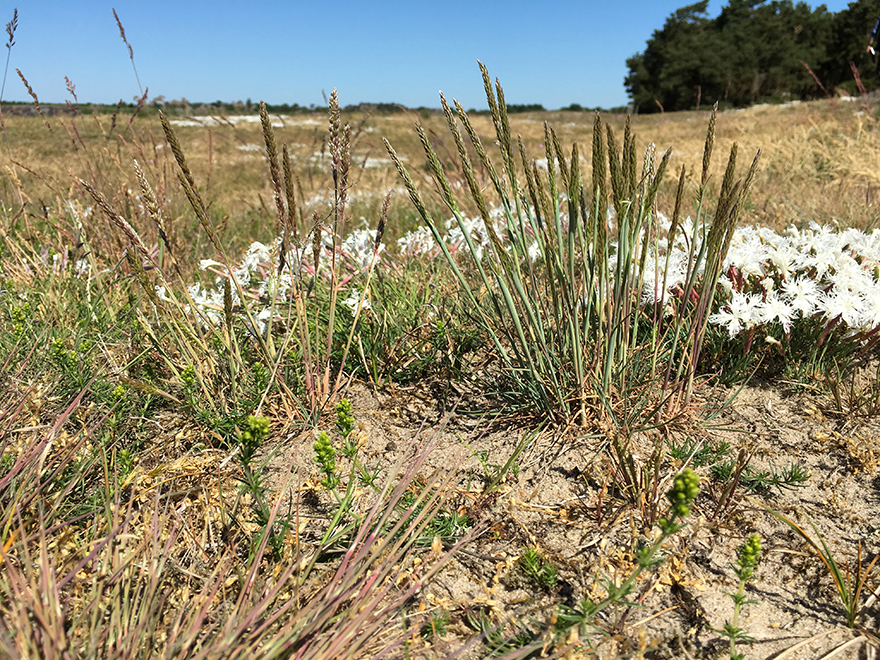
710 458 809 494
518 547 558 590
666 436 732 468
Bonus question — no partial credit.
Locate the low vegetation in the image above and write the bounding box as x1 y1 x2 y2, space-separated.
0 13 879 659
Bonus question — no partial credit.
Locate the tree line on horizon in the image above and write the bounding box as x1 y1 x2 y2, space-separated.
0 98 575 119
626 0 880 113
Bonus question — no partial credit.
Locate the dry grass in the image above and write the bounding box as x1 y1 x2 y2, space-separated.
3 94 880 277
3 91 880 659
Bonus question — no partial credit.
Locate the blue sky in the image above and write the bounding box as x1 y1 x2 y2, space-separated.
0 1 859 110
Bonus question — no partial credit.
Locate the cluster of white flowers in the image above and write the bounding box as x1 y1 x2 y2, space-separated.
184 281 234 327
397 225 437 257
690 221 880 338
341 224 383 270
178 237 289 331
398 208 880 340
177 221 388 333
175 194 880 344
396 208 542 263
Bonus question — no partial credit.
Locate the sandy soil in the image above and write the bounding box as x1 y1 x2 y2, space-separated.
260 374 880 659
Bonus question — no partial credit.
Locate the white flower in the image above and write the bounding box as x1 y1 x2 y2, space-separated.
766 243 799 279
797 242 837 278
342 288 371 314
342 228 383 270
397 226 437 257
782 275 820 317
186 282 223 326
256 307 272 334
829 254 872 294
816 289 866 328
200 258 224 270
671 216 696 250
726 234 766 277
258 273 291 299
709 291 762 338
860 289 880 330
758 292 794 334
641 250 685 306
527 240 541 263
445 214 501 261
242 241 272 271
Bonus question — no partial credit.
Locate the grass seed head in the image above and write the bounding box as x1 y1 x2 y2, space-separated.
624 113 637 198
702 101 718 187
375 189 392 248
591 112 607 226
16 69 50 132
260 99 286 229
552 125 569 186
223 278 232 333
282 143 297 243
329 88 341 180
606 122 623 213
5 8 17 49
670 164 686 242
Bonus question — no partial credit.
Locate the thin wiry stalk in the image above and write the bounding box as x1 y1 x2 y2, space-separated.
113 8 142 96
0 8 17 141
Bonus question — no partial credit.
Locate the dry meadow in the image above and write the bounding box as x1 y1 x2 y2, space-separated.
1 88 880 659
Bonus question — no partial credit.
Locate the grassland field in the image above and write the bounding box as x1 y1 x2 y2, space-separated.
1 88 880 659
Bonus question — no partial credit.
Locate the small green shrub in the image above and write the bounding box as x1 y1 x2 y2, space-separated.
518 547 559 590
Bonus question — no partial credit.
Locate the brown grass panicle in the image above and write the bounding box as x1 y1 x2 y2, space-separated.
112 7 143 96
15 69 50 133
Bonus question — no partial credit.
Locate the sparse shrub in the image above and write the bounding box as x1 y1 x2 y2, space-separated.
518 547 559 589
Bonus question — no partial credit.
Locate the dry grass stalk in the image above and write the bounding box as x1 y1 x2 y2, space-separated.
0 8 17 136
128 87 148 126
112 7 142 95
15 69 50 133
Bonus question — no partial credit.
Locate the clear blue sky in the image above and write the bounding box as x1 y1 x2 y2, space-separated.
0 1 859 110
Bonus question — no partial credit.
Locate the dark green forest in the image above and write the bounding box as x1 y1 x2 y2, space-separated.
626 0 880 112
